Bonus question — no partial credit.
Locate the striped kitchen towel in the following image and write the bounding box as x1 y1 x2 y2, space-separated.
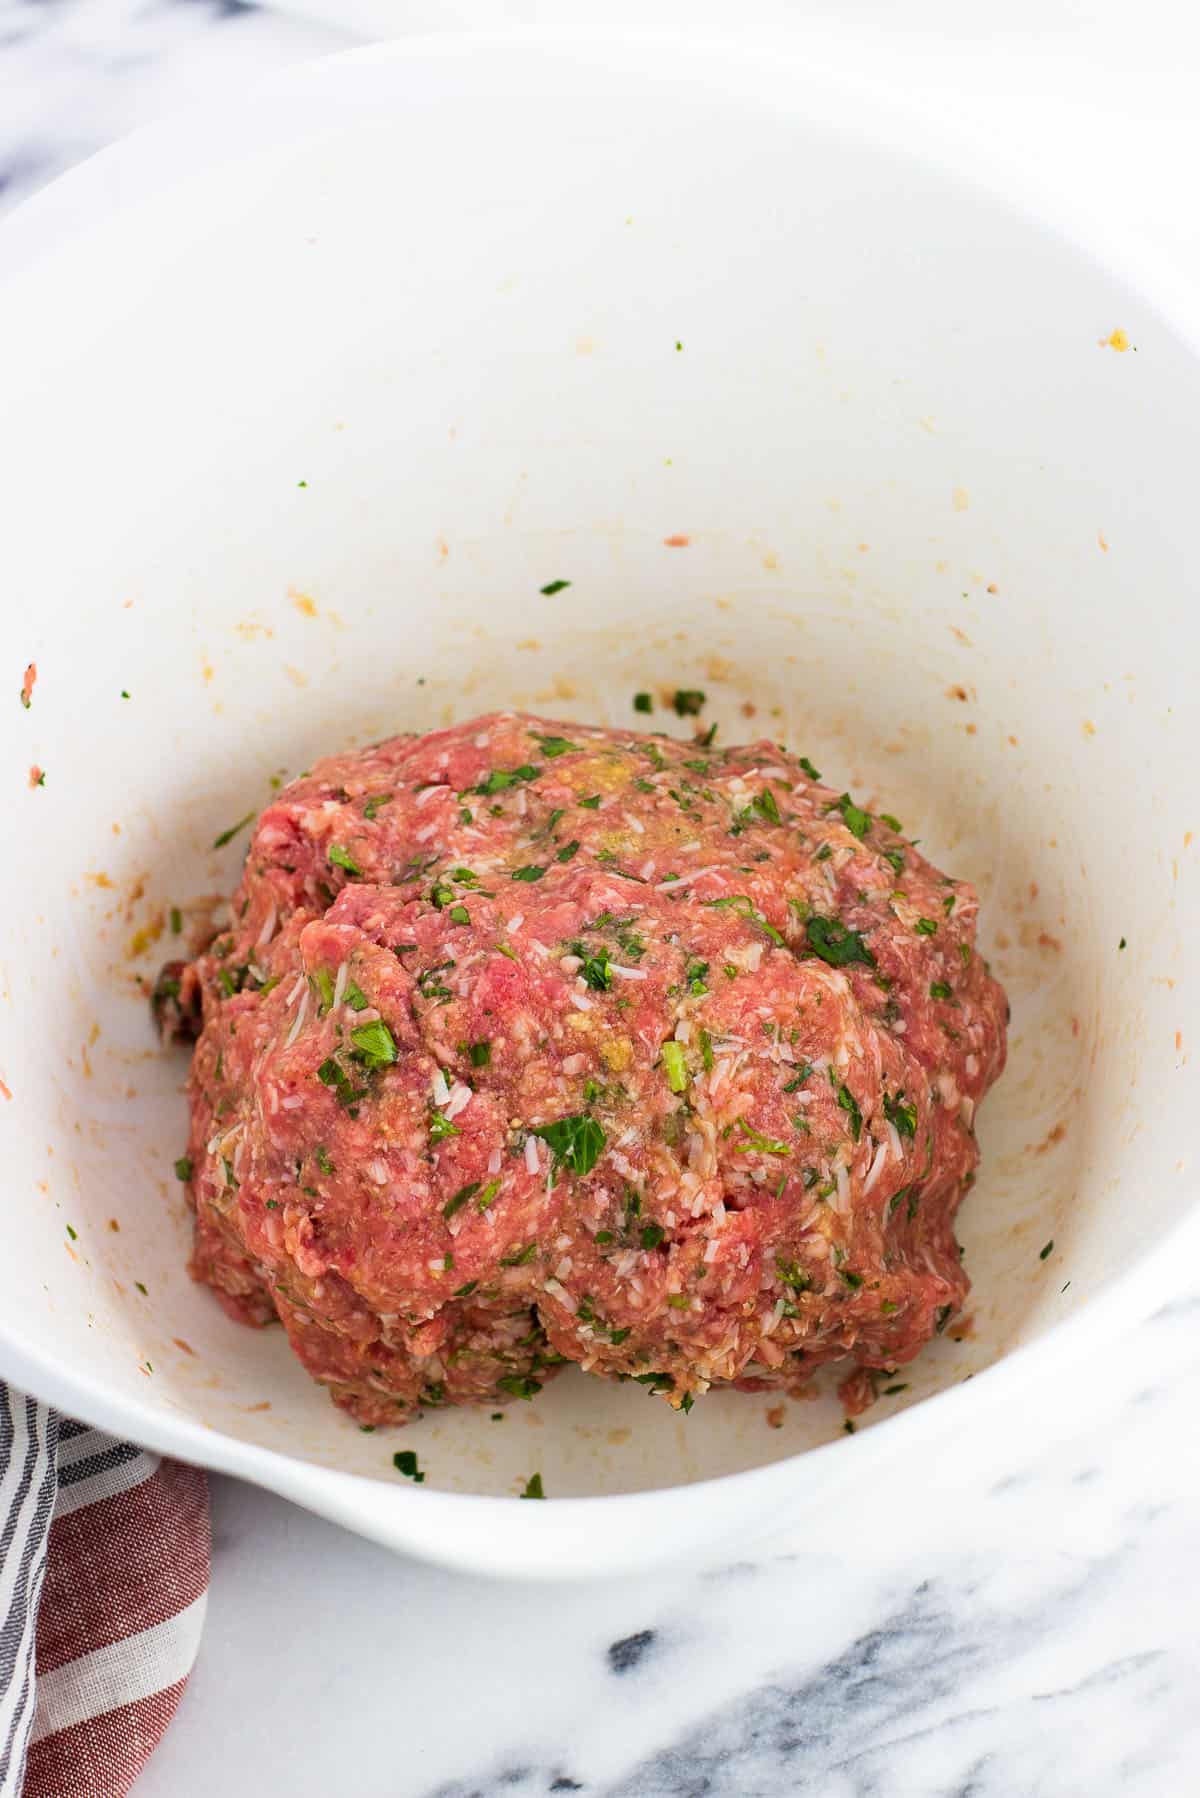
0 1384 208 1797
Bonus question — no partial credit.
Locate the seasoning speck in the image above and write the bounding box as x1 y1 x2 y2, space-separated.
392 1450 425 1483
540 580 571 596
1039 1239 1054 1260
519 1472 545 1500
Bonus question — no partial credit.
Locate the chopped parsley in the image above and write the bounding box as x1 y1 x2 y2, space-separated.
830 1073 863 1141
469 1040 492 1067
169 906 183 935
540 580 571 596
828 792 871 839
1118 936 1127 951
661 1041 688 1093
350 1020 398 1069
737 1123 790 1156
511 865 546 882
705 893 785 947
475 764 540 795
344 980 369 1011
498 1373 543 1400
317 1057 368 1111
534 1114 606 1177
879 812 903 832
499 1244 538 1269
556 840 581 863
309 967 335 1012
449 904 471 926
578 793 602 809
640 1223 666 1250
805 916 876 969
914 917 939 936
884 1092 918 1138
363 792 393 819
520 1473 546 1498
575 946 613 990
532 734 578 757
173 1156 193 1181
442 1182 480 1219
392 1450 425 1483
929 981 953 1001
672 689 706 716
633 692 654 713
752 788 782 825
1039 1239 1054 1260
798 756 822 781
328 843 364 877
476 1179 501 1211
315 1146 335 1175
212 811 255 850
698 1027 714 1073
428 1111 460 1143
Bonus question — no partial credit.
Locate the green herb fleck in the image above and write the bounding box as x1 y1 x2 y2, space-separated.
831 1074 863 1141
639 1222 666 1250
736 1123 790 1156
173 1156 193 1181
328 843 364 877
540 580 571 596
556 840 581 863
443 1182 480 1220
805 915 876 969
884 1092 918 1139
429 1111 460 1144
212 811 255 850
520 1472 546 1498
350 1020 397 1068
706 893 785 947
392 1450 425 1483
511 865 546 882
914 917 939 936
534 1113 606 1177
673 689 706 716
169 906 183 935
829 792 871 839
661 1041 688 1093
929 981 953 1001
1039 1239 1054 1260
634 692 654 713
798 756 822 781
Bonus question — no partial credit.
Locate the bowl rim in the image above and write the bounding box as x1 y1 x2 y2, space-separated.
3 26 1199 1550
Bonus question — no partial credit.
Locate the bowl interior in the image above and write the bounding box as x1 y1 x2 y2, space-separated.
3 38 1199 1508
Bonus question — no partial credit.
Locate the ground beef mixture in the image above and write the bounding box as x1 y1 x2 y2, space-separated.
173 712 1007 1426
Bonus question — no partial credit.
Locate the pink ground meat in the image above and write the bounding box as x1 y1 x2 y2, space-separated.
176 711 1007 1426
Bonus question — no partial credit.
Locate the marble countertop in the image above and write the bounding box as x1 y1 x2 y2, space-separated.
6 5 1200 1794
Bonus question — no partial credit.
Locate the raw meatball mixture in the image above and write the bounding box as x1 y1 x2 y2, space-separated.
172 711 1007 1425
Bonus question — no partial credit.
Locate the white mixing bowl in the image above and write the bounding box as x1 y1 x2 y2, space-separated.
3 35 1198 1580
